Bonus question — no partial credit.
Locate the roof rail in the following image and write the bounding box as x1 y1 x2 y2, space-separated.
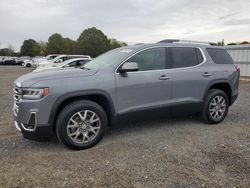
158 39 217 46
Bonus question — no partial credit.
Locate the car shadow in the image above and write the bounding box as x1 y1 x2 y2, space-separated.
105 115 202 138
11 115 204 152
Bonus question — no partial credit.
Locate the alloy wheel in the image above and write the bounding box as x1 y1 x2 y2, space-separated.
66 110 101 144
209 95 226 121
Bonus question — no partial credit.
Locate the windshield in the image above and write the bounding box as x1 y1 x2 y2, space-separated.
83 48 133 69
54 59 78 67
53 60 70 67
49 56 64 63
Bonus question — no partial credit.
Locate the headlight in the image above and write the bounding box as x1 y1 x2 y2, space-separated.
22 88 49 99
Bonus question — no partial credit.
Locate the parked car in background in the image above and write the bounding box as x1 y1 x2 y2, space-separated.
33 54 58 64
37 55 91 68
16 56 31 65
13 40 239 150
33 58 91 72
22 59 36 67
0 56 3 65
22 55 59 68
2 56 17 65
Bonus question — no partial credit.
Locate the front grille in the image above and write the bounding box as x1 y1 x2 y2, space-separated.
13 85 22 115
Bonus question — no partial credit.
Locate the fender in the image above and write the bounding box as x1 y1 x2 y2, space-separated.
48 89 118 127
202 79 232 100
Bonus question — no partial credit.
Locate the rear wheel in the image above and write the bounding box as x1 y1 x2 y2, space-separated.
201 89 229 124
56 100 107 150
26 63 31 67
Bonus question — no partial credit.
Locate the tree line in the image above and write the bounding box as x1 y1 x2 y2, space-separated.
0 27 127 57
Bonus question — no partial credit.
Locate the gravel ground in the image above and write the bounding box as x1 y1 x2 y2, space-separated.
0 66 249 188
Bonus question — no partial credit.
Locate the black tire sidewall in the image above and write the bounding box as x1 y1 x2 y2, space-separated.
56 100 107 150
204 89 229 124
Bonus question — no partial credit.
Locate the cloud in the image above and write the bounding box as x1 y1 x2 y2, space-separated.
0 0 250 51
222 18 250 26
219 12 239 20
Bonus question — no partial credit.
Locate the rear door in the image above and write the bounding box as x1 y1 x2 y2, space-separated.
115 47 172 119
170 47 210 115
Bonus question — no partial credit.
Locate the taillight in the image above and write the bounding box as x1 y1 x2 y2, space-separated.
236 65 240 75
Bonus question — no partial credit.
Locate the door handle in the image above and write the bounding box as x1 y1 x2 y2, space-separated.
203 72 213 77
159 75 170 80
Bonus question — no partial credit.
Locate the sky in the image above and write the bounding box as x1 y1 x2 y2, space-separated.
0 0 250 51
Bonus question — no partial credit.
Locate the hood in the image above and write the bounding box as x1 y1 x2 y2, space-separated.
32 66 58 73
37 61 51 66
14 68 98 87
36 63 55 69
34 58 46 63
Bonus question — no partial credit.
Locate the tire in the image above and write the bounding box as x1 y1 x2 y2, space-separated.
56 100 108 150
26 63 31 67
201 89 229 124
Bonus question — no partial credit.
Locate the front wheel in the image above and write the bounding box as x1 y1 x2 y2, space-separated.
26 63 31 67
201 89 229 124
56 100 107 150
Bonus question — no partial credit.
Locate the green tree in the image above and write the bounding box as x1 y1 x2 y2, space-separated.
47 33 65 54
240 41 250 45
227 43 237 46
0 48 15 56
77 27 110 57
20 39 41 57
109 38 127 50
64 38 77 54
46 34 78 54
38 41 47 56
217 39 225 46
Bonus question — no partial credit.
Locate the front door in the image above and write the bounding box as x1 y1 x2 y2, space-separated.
115 47 172 120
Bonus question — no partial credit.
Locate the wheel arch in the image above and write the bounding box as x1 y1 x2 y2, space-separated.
49 90 118 131
203 80 232 105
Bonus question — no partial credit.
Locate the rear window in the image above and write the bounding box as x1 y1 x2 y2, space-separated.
206 48 234 64
172 47 204 68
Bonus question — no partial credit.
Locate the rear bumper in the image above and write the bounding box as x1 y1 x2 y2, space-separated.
230 93 238 106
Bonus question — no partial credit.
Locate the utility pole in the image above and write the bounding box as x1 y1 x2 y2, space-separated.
222 39 225 46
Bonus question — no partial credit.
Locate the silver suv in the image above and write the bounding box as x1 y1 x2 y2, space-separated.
13 40 239 150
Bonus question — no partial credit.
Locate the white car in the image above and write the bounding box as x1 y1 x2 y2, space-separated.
16 56 31 65
33 54 59 63
2 56 16 65
23 55 60 67
22 59 36 67
37 55 91 68
33 58 91 72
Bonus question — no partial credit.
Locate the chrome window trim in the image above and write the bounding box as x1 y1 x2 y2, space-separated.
115 46 206 74
170 46 206 70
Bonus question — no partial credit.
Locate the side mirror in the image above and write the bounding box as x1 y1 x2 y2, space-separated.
119 62 138 73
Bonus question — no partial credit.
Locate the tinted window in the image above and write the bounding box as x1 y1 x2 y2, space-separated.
207 48 234 64
127 47 166 71
172 47 203 68
68 61 77 67
79 60 89 65
55 57 64 63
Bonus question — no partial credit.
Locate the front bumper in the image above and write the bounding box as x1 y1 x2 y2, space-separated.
14 121 54 141
13 85 55 141
13 107 54 141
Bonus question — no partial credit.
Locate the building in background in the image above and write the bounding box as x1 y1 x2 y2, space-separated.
226 44 250 77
